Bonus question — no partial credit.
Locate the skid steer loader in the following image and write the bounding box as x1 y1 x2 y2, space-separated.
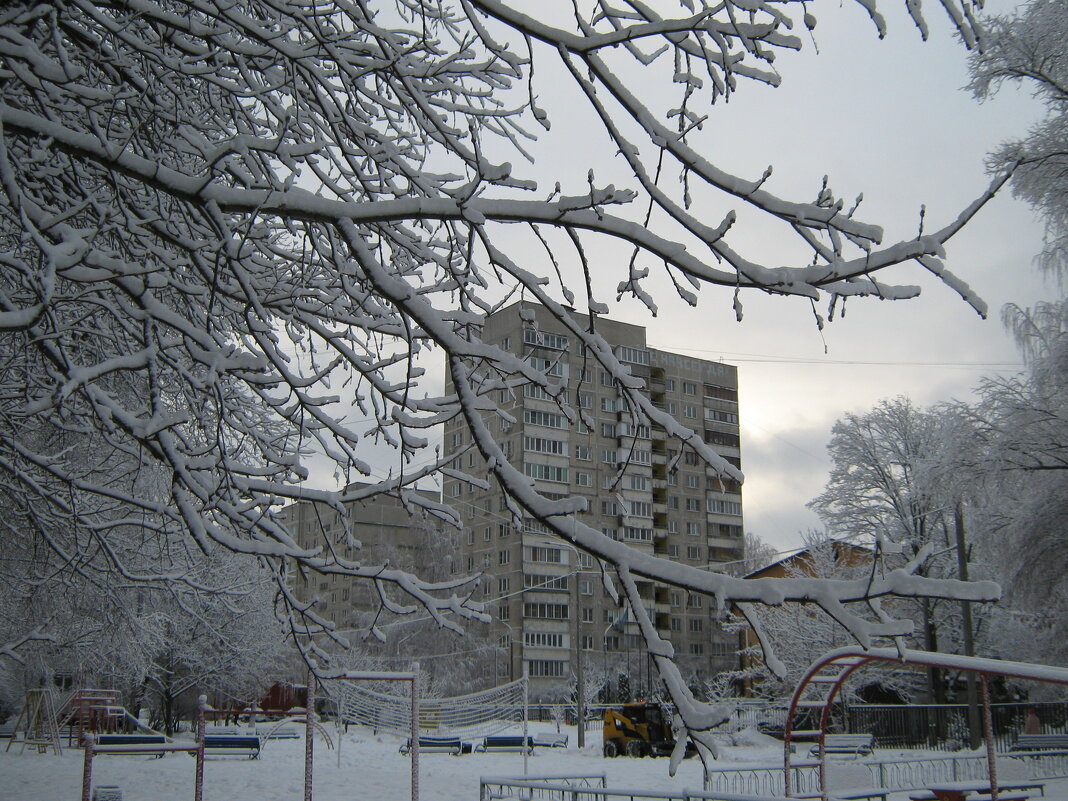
602 701 692 758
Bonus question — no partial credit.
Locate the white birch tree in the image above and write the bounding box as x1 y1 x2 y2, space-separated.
0 0 1007 764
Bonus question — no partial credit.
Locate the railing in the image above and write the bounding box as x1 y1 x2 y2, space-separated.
480 776 791 801
704 765 820 797
704 752 1068 798
867 752 1068 790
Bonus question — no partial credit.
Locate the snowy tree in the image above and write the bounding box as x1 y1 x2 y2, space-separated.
956 300 1068 670
969 0 1068 276
808 397 974 702
0 0 1007 765
729 533 921 704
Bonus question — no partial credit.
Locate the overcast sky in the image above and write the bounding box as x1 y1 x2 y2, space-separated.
500 0 1053 553
618 0 1052 551
314 1 1052 556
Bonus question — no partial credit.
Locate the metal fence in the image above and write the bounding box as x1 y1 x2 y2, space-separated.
847 701 1068 751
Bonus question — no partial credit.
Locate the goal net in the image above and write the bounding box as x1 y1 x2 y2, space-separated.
327 676 527 739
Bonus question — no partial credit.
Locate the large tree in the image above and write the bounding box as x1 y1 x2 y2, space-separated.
0 0 1005 765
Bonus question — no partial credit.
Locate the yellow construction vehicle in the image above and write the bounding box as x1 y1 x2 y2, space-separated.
602 701 691 758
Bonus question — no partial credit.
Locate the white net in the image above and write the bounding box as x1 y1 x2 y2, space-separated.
327 677 527 739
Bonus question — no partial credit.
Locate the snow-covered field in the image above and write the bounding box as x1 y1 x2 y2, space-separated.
3 725 1066 801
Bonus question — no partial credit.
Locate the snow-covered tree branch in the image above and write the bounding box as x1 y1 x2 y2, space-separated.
0 0 1008 765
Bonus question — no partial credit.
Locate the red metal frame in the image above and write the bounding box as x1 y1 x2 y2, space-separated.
783 647 1068 800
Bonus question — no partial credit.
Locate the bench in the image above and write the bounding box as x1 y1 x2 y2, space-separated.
93 734 169 756
532 734 568 748
810 734 875 756
475 736 534 754
909 793 1031 801
399 736 470 755
202 734 261 758
1010 735 1068 752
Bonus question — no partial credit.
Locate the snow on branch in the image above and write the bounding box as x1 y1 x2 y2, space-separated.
0 0 1006 754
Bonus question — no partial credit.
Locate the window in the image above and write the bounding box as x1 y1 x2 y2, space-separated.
498 577 510 594
623 526 652 541
686 521 702 536
706 430 741 448
580 579 592 596
687 593 704 609
500 605 510 620
581 635 595 650
685 498 701 512
667 519 679 533
708 498 743 516
523 329 569 350
528 355 567 377
666 401 678 415
578 552 594 568
705 408 739 425
689 643 704 656
689 618 704 632
578 393 593 409
617 346 650 365
618 422 650 439
575 444 592 461
450 482 462 497
528 660 568 678
524 383 553 401
498 523 510 538
526 574 568 591
525 631 564 648
600 371 614 387
668 544 679 557
601 397 616 412
582 607 594 623
605 634 621 650
602 448 617 464
670 617 682 632
466 530 474 545
683 381 697 395
704 384 738 402
601 500 619 516
524 462 568 483
499 550 511 565
576 471 592 487
601 422 616 438
500 336 511 351
666 379 677 391
524 436 566 455
668 496 679 510
530 546 562 563
684 405 698 419
524 602 569 619
449 432 462 449
687 545 701 560
628 474 649 491
627 500 653 518
710 641 733 656
686 473 701 489
484 526 492 541
667 472 677 486
524 409 566 429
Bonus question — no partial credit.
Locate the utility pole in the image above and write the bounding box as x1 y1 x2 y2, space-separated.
573 566 586 748
956 501 980 748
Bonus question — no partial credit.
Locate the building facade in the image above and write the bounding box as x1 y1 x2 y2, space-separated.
442 302 745 699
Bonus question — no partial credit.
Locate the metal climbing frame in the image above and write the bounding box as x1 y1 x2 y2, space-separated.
782 647 1068 801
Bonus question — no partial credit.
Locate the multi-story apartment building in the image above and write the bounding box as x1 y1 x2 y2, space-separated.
442 302 745 699
281 485 448 632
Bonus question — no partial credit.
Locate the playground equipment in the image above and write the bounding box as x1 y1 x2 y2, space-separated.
783 647 1068 801
5 688 64 754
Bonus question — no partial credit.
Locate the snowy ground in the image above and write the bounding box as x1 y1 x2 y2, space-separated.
3 725 1066 801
